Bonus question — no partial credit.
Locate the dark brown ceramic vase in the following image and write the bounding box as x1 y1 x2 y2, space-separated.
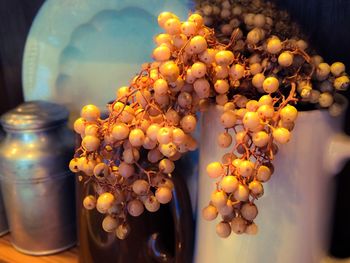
77 157 195 263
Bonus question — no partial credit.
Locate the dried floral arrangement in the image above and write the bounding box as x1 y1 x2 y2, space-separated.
69 0 349 239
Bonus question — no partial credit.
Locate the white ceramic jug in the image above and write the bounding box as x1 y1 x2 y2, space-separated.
195 105 350 263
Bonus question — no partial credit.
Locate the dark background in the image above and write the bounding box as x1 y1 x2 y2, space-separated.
0 0 349 258
277 0 350 258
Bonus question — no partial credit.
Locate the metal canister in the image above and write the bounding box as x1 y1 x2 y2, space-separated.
0 188 8 237
0 101 76 255
0 127 8 236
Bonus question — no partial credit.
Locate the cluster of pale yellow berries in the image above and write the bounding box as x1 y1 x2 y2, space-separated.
196 0 302 42
69 10 348 240
192 1 349 237
202 93 298 237
194 0 349 115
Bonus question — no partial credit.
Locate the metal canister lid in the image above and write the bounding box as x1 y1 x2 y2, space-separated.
1 101 69 131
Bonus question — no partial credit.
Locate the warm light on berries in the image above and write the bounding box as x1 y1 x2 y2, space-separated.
72 10 349 241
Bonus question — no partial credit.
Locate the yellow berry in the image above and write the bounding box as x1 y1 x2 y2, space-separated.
202 205 218 221
273 127 291 144
330 62 345 77
96 192 115 214
266 37 282 54
81 104 100 122
278 52 294 67
221 175 238 193
280 105 298 122
263 77 279 93
83 195 96 210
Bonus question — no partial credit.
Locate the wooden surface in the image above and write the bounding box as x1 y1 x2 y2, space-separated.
0 234 78 263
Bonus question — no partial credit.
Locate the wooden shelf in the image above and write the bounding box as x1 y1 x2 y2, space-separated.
0 234 78 263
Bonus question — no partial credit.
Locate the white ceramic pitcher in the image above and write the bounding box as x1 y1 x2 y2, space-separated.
195 105 350 263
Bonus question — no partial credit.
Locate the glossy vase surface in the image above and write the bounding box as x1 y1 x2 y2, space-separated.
77 155 195 263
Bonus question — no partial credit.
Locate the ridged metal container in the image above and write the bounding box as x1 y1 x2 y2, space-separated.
0 128 8 236
0 188 8 236
0 101 76 255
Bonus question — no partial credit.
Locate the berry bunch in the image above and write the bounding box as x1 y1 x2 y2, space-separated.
70 10 348 240
195 0 303 42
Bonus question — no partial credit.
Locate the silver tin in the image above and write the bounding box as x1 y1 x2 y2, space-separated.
0 127 8 237
0 187 8 236
0 101 76 255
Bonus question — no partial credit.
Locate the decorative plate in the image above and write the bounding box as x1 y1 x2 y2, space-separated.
23 0 193 119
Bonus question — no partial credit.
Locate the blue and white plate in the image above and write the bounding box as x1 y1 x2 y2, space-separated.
23 0 193 118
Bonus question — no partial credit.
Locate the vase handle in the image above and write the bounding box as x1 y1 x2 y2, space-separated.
325 133 350 175
147 232 173 262
170 171 194 263
147 171 194 263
